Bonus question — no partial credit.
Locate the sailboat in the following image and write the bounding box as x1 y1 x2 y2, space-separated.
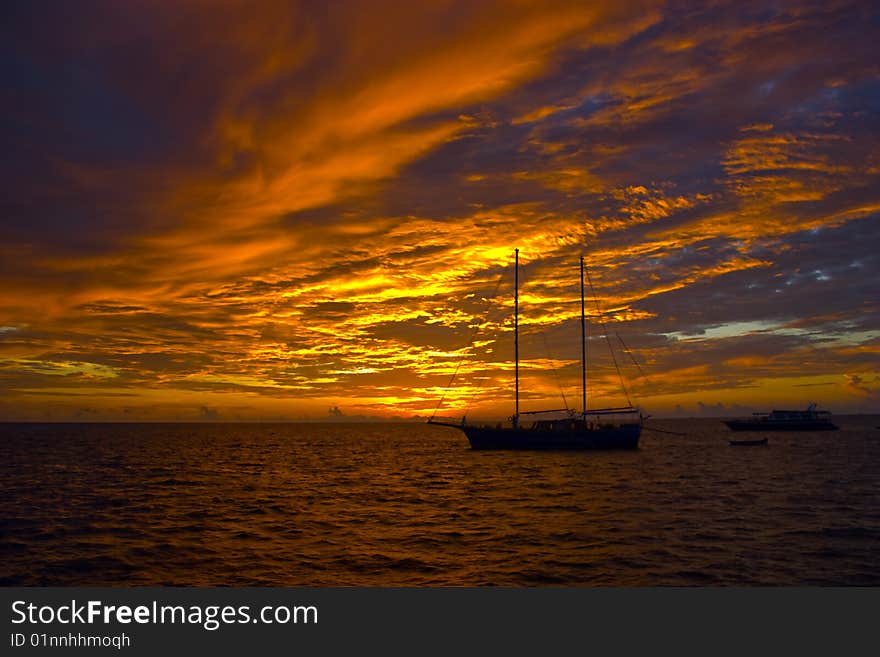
429 249 643 450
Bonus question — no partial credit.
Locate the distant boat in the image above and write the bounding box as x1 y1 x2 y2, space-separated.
728 437 768 446
429 249 642 450
723 403 838 431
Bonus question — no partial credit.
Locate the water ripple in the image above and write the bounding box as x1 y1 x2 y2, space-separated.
1 419 879 585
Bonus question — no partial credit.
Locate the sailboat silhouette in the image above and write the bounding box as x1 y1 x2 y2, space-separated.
429 249 643 449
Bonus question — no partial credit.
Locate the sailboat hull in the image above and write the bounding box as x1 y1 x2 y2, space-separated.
462 424 641 450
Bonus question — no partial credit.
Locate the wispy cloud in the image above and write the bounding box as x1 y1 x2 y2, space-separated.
1 0 878 419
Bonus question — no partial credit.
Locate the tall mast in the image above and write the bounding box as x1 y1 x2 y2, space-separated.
514 248 520 429
580 255 587 417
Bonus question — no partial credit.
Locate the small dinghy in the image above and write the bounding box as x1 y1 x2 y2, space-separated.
728 438 768 446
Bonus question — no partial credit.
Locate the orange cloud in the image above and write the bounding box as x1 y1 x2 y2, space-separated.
2 0 878 419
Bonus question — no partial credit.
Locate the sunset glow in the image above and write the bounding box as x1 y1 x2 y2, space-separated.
2 0 878 420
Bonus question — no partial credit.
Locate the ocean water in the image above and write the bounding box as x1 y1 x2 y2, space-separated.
1 418 879 586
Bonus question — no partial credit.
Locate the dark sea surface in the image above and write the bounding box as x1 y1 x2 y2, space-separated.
2 418 879 586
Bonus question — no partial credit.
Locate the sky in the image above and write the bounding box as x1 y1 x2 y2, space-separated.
1 0 878 421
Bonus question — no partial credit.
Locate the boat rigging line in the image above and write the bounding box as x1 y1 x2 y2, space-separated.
615 332 646 379
641 425 688 436
582 262 633 408
429 269 506 422
582 268 689 436
541 333 570 413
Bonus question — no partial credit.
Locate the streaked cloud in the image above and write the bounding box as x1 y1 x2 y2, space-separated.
1 0 877 419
